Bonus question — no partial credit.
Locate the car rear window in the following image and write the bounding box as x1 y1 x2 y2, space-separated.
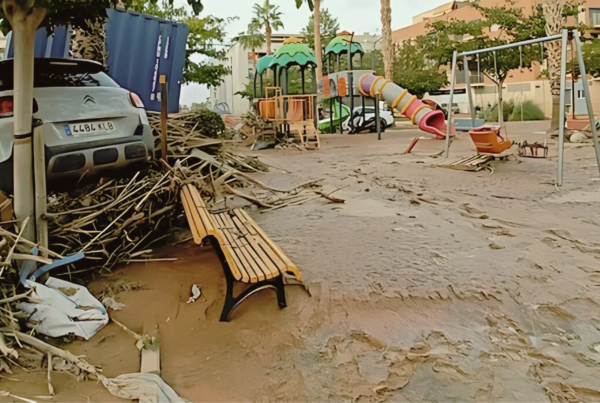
0 60 119 91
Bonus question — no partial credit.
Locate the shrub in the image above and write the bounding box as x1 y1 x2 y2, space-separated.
508 100 546 121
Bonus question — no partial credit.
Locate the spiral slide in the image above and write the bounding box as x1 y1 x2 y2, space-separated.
358 74 454 139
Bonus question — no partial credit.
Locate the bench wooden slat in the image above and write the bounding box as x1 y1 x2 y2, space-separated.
211 214 252 283
186 185 216 234
214 213 262 283
181 189 204 244
229 214 280 279
234 209 288 273
239 209 302 281
218 213 267 283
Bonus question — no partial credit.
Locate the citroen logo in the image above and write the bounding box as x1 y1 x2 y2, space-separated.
83 95 96 106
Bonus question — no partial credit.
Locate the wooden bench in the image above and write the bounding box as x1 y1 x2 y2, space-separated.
180 184 302 322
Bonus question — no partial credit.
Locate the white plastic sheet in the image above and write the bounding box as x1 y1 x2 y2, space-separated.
100 373 191 403
17 277 108 340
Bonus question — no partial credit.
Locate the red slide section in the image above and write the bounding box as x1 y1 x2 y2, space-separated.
419 110 455 139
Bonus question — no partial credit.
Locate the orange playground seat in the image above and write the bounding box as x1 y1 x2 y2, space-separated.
469 127 512 154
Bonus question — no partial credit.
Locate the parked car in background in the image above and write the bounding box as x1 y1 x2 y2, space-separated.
0 58 154 194
342 106 395 132
441 102 460 115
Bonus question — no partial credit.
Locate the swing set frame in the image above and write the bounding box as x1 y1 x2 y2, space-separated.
445 29 600 186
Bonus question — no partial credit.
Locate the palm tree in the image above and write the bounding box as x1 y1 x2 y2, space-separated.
238 23 266 67
252 0 284 55
542 0 566 131
296 0 323 82
380 0 393 80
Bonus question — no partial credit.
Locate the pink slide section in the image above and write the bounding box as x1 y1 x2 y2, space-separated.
358 73 454 139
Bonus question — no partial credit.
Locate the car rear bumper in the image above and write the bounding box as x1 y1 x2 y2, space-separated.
47 138 150 181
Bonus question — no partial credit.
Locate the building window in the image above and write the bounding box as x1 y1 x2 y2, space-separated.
591 8 600 26
577 90 585 99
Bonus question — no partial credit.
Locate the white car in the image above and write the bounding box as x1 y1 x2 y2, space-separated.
342 106 395 132
0 58 154 194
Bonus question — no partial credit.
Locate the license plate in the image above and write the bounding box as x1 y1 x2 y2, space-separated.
67 121 115 137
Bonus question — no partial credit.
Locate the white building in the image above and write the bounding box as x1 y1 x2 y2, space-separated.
210 33 299 115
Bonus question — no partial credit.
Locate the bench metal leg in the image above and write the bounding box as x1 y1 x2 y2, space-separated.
211 237 288 322
220 272 287 322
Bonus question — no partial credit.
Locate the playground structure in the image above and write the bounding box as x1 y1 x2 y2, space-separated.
253 37 320 149
446 29 600 185
321 31 454 138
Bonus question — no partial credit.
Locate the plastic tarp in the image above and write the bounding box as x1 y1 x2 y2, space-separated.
17 277 108 340
100 373 191 403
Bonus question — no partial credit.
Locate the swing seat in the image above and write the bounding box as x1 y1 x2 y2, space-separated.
469 126 512 154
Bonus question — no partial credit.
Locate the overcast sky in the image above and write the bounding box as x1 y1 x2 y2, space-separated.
178 0 450 106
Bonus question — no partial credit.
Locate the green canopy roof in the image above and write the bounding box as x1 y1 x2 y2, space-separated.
256 56 275 75
268 41 317 70
325 35 365 56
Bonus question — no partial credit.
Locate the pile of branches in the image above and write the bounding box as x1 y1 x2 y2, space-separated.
43 167 184 277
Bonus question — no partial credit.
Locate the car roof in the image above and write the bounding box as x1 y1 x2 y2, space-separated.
0 58 105 74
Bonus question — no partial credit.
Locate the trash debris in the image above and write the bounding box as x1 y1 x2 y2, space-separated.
102 297 126 311
187 285 202 304
17 277 108 340
100 373 190 403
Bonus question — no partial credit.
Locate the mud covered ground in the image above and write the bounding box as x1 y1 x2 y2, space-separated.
4 121 600 402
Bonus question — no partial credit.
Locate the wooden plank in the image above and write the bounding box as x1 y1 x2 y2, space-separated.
186 185 216 234
232 209 288 271
238 209 302 281
180 189 204 244
215 213 262 283
219 213 266 282
231 216 280 279
140 321 160 376
212 214 250 283
229 213 280 278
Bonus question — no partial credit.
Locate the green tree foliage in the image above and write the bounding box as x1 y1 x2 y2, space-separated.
295 0 314 11
301 8 339 51
236 23 266 64
133 0 234 87
393 36 448 98
581 39 600 78
429 3 547 87
0 0 202 33
252 0 284 55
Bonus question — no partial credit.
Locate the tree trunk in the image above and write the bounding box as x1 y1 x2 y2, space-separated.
3 1 47 241
313 0 323 83
380 0 393 80
543 0 565 131
266 25 272 55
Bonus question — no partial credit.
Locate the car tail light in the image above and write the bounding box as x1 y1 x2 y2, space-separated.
130 92 145 108
0 97 13 118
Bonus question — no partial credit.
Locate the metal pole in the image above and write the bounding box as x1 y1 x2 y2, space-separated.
330 99 334 133
339 96 344 134
458 34 563 57
160 75 168 164
574 29 600 178
446 51 458 158
572 39 576 120
520 46 524 122
464 55 475 128
301 67 305 94
349 71 354 133
33 120 47 252
557 29 569 186
375 93 381 140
